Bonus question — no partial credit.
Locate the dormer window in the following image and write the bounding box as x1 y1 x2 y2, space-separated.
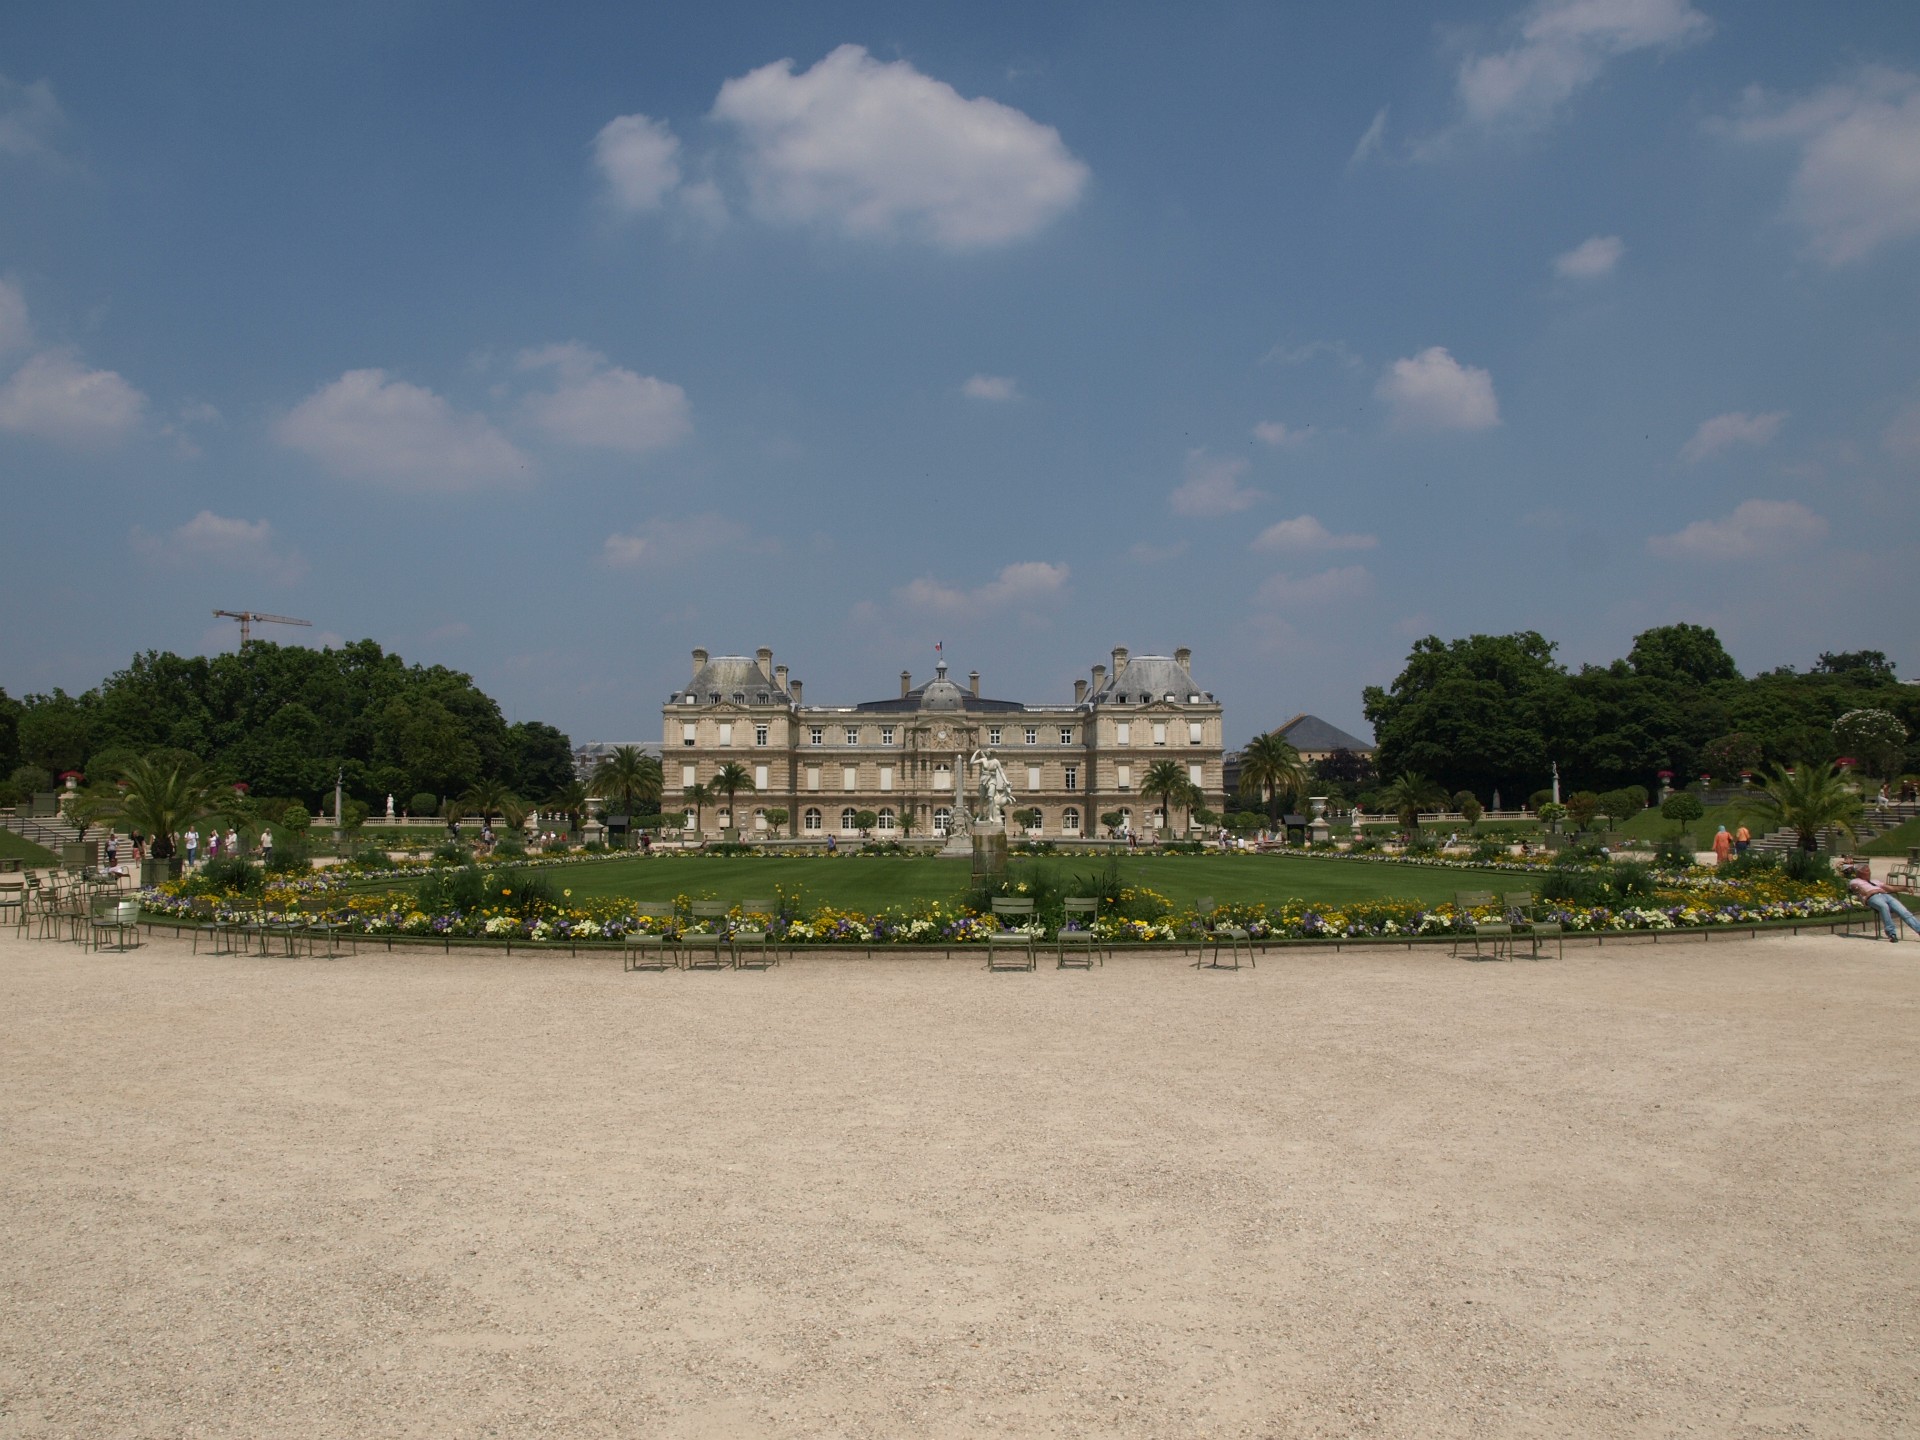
733 692 746 703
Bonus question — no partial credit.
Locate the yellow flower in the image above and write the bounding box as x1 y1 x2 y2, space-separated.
563 889 572 897
501 888 512 897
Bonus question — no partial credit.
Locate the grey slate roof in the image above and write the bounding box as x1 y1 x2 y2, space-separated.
673 656 785 705
1091 655 1210 705
1275 713 1374 753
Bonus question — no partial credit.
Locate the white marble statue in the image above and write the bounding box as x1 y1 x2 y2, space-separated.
385 793 396 819
969 748 1015 829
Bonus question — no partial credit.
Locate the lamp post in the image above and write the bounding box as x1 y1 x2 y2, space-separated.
334 767 344 846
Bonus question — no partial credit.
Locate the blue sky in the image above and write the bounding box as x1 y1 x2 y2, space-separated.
3 0 1917 745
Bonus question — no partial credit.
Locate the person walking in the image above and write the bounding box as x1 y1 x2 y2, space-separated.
185 827 199 868
226 826 239 858
1711 825 1733 865
259 826 273 866
131 829 144 862
1847 863 1920 942
1734 823 1750 856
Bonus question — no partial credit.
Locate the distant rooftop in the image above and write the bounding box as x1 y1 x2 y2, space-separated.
1274 713 1374 754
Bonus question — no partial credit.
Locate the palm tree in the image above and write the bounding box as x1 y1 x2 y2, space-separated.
1754 761 1862 852
711 761 754 834
589 745 663 815
460 779 520 830
545 780 589 833
1141 759 1193 837
1237 731 1307 822
683 780 712 837
1380 772 1448 833
100 751 227 861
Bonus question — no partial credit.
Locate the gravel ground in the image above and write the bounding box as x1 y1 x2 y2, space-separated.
2 928 1916 1438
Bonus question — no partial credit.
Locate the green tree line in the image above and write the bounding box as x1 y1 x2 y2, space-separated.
0 640 573 812
1363 623 1915 801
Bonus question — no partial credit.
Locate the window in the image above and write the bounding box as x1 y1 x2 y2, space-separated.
1064 765 1078 791
1062 806 1080 834
681 722 696 747
809 726 823 745
845 726 859 745
933 806 952 835
1059 726 1074 744
683 810 696 830
732 692 745 704
879 765 894 792
1027 764 1042 792
1025 726 1037 744
717 810 731 829
933 762 952 791
1117 762 1132 791
877 807 895 832
754 764 769 789
681 763 697 789
881 726 895 745
718 722 733 747
1188 721 1203 745
805 766 821 792
1152 721 1167 746
753 808 767 831
1189 763 1204 786
754 724 768 746
803 807 822 832
1116 721 1131 745
840 807 859 833
988 727 1002 745
842 765 858 791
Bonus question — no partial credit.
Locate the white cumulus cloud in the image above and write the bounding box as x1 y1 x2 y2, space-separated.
1679 410 1784 463
131 511 307 580
1250 516 1378 553
1377 347 1500 431
1723 66 1920 266
593 113 683 213
709 44 1088 249
1255 565 1374 608
1646 499 1826 560
517 342 691 454
898 560 1069 614
962 374 1020 401
275 369 529 490
1252 420 1308 447
1169 449 1262 517
0 349 146 446
0 74 66 164
1456 0 1712 132
1555 234 1624 278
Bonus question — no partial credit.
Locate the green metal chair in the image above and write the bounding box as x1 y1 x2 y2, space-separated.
86 898 141 952
622 903 679 971
1454 890 1512 961
986 898 1037 971
1056 897 1103 968
680 900 732 969
1196 896 1253 970
730 898 782 970
1505 891 1562 960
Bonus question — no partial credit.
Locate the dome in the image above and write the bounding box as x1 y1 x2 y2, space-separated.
919 663 966 711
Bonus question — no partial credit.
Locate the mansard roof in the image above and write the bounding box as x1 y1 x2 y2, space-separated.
1275 712 1374 753
1091 654 1213 705
672 655 786 706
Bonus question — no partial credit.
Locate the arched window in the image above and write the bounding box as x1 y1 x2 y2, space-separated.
840 807 859 833
803 807 822 832
933 806 952 835
752 808 767 831
876 807 896 831
1062 806 1080 834
682 810 695 830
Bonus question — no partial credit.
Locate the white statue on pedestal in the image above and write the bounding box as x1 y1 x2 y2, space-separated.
970 749 1015 829
385 793 396 819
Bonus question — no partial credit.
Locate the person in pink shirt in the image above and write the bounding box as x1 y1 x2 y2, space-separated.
1847 863 1920 943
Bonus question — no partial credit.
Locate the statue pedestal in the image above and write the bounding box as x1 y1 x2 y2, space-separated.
937 826 972 858
971 831 1008 880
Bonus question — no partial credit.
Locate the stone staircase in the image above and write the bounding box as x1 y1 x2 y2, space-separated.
1747 800 1920 855
0 810 94 862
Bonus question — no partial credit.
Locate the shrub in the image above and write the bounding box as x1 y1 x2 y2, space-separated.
184 855 263 896
430 840 468 866
408 792 438 817
349 844 390 869
1719 850 1779 879
1781 848 1837 885
278 803 311 832
1660 792 1704 833
492 831 527 858
1651 835 1695 869
263 834 312 876
1472 839 1507 863
706 842 757 857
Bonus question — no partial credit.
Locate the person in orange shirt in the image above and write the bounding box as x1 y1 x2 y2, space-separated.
1711 825 1733 865
1734 823 1750 856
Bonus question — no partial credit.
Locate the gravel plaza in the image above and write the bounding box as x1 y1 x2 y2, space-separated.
2 927 1916 1438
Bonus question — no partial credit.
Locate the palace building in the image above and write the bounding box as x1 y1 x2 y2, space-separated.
663 647 1225 840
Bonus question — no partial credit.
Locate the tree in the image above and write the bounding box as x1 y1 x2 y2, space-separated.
1595 789 1637 829
98 751 228 860
1814 650 1896 681
683 780 711 835
1832 709 1907 782
1141 760 1193 836
1660 792 1704 837
764 806 790 836
506 721 576 800
544 781 589 833
589 745 663 815
1011 806 1042 835
1754 762 1861 852
1237 731 1307 820
1379 772 1447 832
1100 809 1125 836
1702 732 1764 779
710 761 754 832
1537 801 1568 833
1565 790 1601 832
17 690 94 775
1627 623 1740 685
1453 791 1483 828
1364 632 1566 800
460 779 519 829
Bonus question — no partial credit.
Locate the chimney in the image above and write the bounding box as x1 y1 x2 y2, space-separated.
1111 647 1129 675
774 664 789 690
1175 646 1191 669
756 646 773 675
691 647 708 676
1074 678 1088 705
790 678 802 705
968 670 980 697
1091 663 1107 693
900 670 912 698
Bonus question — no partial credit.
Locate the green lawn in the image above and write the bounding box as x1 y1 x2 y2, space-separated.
1617 797 1775 844
0 829 57 866
516 853 1522 911
1862 817 1920 858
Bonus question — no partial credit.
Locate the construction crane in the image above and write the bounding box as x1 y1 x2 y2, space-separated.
212 610 313 646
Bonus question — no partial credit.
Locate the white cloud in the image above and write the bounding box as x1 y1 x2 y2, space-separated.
0 349 146 446
1252 420 1308 447
1255 566 1374 607
131 510 307 581
1723 66 1920 265
709 44 1088 249
517 342 691 454
1262 339 1363 369
1646 499 1827 560
0 74 65 164
1555 233 1624 278
898 560 1070 614
1169 449 1262 517
1377 347 1500 431
1455 0 1712 133
275 368 529 490
602 513 770 568
1679 410 1784 464
0 279 32 355
593 113 683 213
1250 515 1378 553
1885 396 1920 458
1349 107 1389 167
962 374 1020 401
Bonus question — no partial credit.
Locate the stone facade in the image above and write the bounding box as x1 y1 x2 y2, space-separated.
663 647 1225 840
